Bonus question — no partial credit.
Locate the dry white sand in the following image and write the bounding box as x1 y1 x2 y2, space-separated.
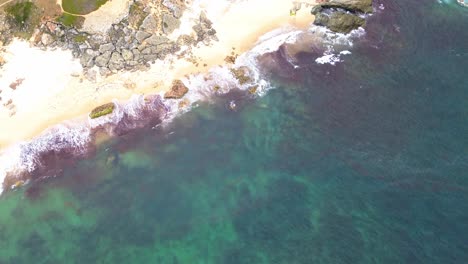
0 0 316 150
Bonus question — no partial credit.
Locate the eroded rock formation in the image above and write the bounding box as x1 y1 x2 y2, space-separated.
311 0 373 33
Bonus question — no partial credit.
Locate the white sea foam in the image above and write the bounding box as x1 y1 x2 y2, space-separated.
311 26 365 65
0 122 92 193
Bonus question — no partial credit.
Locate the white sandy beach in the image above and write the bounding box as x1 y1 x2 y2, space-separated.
0 0 316 150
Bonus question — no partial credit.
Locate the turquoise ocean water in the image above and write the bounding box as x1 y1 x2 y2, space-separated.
0 0 467 263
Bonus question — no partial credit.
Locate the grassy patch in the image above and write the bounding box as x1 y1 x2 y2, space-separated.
61 0 108 15
127 2 147 29
56 13 84 28
4 1 40 39
5 1 34 26
90 103 115 119
73 34 87 43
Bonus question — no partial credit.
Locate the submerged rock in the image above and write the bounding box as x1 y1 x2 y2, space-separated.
164 80 189 99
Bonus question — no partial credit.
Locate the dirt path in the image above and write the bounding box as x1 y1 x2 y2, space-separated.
0 0 16 8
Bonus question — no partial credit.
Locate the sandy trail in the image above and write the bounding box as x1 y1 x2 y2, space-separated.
0 0 15 8
0 0 316 150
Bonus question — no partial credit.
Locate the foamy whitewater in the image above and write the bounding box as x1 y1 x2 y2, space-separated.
0 0 367 194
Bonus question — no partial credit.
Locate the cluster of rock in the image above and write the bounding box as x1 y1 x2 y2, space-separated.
30 0 217 78
311 0 373 33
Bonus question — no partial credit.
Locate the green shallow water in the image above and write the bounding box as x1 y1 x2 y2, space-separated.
1 0 468 263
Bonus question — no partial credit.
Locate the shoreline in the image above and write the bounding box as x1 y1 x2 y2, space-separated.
0 0 319 193
0 0 316 150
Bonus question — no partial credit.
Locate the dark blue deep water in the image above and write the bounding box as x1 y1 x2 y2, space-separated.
0 0 467 263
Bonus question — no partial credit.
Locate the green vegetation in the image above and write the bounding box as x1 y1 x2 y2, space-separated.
89 103 115 119
127 2 147 29
61 0 108 15
5 1 34 27
4 1 40 39
56 13 84 28
73 34 88 43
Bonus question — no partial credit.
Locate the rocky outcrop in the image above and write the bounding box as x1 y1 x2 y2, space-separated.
311 0 373 33
313 11 365 33
319 0 373 13
164 80 189 99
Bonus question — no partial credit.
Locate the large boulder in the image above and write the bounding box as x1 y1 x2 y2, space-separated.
95 51 112 67
145 35 170 46
162 13 180 34
140 13 159 33
99 43 115 53
108 52 125 71
164 80 189 99
121 49 134 62
41 33 54 46
90 103 115 119
314 11 366 33
135 30 151 43
311 0 372 33
80 49 98 68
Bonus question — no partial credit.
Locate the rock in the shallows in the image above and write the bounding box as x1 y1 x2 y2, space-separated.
89 103 115 119
164 80 189 99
